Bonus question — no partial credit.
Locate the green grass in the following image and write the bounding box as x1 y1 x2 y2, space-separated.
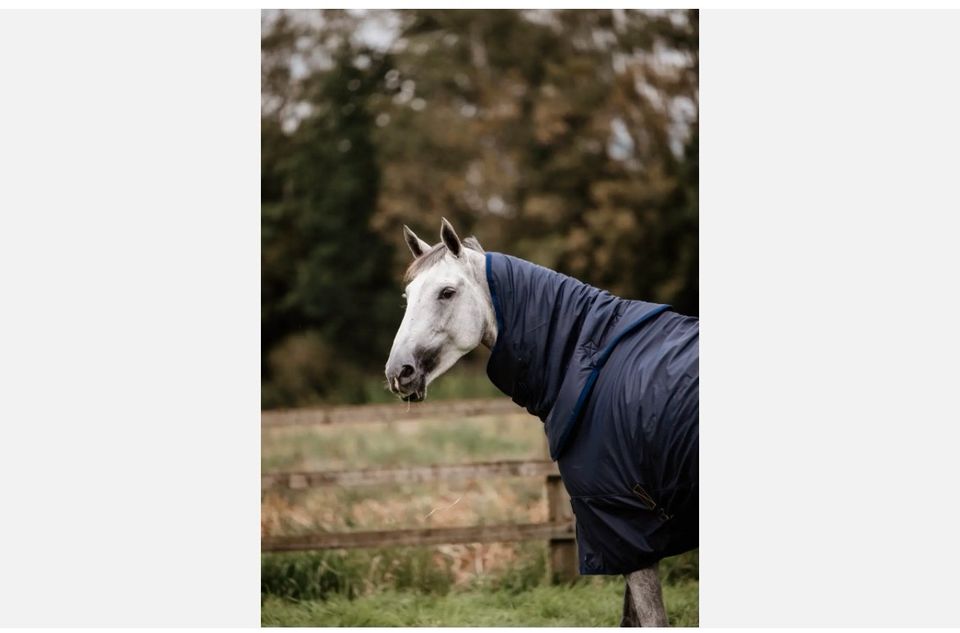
262 412 544 471
261 541 555 601
261 548 698 626
262 577 698 627
264 355 504 409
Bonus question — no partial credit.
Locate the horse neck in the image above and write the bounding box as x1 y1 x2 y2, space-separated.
482 254 587 419
464 248 497 349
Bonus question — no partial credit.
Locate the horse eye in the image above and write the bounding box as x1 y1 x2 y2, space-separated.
439 287 456 300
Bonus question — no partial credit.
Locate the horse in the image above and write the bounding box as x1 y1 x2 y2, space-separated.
385 219 699 627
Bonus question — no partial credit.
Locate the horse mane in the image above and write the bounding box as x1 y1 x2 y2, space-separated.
403 236 484 284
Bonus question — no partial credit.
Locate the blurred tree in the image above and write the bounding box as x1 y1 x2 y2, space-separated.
262 9 698 406
369 9 698 310
262 12 400 407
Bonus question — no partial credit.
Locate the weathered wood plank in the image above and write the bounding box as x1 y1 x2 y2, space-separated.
546 473 579 582
261 397 522 428
262 459 560 490
262 521 574 552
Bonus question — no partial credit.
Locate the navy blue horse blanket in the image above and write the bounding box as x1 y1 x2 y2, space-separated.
485 253 698 575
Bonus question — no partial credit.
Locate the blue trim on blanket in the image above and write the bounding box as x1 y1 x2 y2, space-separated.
596 304 672 369
551 304 673 454
485 252 505 356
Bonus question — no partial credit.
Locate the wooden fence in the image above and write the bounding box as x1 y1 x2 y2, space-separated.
261 398 578 582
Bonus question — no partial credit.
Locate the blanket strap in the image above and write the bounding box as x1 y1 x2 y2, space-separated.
547 304 672 460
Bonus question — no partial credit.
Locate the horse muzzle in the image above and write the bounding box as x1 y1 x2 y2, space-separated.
385 359 426 402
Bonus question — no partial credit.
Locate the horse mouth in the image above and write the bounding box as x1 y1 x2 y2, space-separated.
387 370 426 402
400 390 424 403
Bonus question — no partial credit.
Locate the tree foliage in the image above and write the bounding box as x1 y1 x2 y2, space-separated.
262 9 698 407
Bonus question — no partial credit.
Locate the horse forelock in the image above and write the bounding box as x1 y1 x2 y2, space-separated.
402 236 484 284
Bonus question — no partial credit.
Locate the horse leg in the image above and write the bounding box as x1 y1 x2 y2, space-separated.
624 563 667 627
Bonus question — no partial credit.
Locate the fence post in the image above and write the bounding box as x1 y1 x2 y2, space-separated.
545 465 578 583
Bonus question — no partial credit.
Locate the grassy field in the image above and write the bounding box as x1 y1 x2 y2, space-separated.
262 577 699 626
261 546 698 626
261 392 699 626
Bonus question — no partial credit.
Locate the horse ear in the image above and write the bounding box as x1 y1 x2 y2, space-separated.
403 225 430 259
440 217 462 258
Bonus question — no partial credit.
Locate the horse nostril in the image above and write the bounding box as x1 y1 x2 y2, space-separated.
399 364 415 379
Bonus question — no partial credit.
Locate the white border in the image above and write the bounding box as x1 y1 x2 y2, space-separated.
0 10 261 626
700 9 960 627
1 6 959 628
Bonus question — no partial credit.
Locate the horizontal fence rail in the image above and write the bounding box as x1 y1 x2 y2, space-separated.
262 459 560 490
262 521 574 552
261 398 579 580
261 397 520 428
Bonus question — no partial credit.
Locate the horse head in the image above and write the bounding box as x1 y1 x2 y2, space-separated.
385 218 496 402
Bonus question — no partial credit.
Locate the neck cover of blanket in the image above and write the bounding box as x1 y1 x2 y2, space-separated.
485 252 698 574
